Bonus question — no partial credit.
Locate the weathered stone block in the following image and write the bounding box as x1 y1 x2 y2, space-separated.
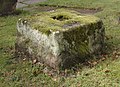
16 9 105 69
0 0 17 15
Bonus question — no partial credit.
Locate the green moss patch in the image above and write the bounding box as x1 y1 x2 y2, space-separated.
23 9 100 35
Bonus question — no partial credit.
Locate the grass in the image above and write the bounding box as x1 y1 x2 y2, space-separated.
0 0 120 86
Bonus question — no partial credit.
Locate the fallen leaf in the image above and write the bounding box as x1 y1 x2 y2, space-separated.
33 59 37 64
104 69 111 73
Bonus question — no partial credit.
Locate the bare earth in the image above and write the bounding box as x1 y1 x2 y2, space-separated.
16 0 102 15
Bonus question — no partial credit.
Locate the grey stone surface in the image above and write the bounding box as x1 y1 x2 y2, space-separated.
15 9 105 69
17 0 47 8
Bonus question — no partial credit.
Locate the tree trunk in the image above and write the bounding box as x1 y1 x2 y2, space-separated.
0 0 17 15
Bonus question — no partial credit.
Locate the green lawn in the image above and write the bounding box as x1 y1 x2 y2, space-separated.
0 0 120 87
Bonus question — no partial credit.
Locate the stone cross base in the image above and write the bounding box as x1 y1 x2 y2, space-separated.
16 9 105 69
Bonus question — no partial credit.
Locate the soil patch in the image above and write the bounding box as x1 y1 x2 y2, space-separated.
22 5 102 14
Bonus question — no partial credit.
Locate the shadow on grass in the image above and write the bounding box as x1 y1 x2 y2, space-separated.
0 9 29 17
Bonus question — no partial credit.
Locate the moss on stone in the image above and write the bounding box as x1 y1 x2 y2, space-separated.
23 9 100 35
63 25 89 58
17 9 105 69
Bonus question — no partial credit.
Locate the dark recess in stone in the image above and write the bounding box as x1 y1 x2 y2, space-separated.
51 15 70 21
